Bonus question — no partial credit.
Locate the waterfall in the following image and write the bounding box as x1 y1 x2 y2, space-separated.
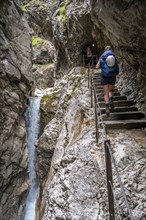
24 97 41 220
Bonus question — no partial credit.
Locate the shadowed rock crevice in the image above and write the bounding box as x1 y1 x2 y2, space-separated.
0 0 33 219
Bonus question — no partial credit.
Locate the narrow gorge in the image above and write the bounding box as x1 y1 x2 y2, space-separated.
0 0 146 220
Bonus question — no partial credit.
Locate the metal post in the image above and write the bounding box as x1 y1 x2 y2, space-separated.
88 67 90 88
90 66 93 108
94 102 99 142
104 140 115 220
93 84 99 143
83 55 85 66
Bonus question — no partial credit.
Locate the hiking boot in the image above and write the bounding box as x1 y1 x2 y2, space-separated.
105 104 110 116
109 103 114 110
106 107 110 116
109 97 114 110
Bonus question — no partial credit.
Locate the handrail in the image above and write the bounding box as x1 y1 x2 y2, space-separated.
83 55 98 67
107 141 134 220
88 64 135 220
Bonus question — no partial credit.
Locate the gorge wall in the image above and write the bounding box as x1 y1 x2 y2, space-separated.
0 0 33 219
1 0 146 219
22 0 146 112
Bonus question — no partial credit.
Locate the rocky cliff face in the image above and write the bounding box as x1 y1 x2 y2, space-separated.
90 0 146 113
36 67 146 220
36 67 108 220
32 1 146 219
22 0 146 112
1 0 146 219
0 0 33 219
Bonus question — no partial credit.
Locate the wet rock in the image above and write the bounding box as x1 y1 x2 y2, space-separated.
22 0 146 111
32 39 56 65
109 129 146 220
0 0 33 219
31 37 56 89
33 64 55 89
36 67 108 220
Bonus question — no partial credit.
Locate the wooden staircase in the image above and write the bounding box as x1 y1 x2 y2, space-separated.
93 73 146 129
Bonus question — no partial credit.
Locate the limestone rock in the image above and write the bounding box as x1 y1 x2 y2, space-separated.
32 38 56 90
33 63 55 89
0 0 33 219
37 66 146 220
36 67 108 219
32 39 56 65
22 0 146 112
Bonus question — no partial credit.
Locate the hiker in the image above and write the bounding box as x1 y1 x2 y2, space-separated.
86 46 92 65
96 46 119 116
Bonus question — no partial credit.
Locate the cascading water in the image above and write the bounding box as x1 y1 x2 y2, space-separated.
24 97 41 220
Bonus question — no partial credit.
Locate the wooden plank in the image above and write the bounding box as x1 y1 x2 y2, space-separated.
102 112 145 121
98 96 127 102
97 92 121 97
103 119 146 129
96 88 119 93
98 106 138 114
98 100 135 108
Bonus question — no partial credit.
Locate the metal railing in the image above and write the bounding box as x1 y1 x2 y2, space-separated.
83 55 98 67
88 63 134 220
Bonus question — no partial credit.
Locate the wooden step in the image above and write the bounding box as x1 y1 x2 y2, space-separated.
98 96 127 102
97 92 121 97
95 85 103 90
93 80 101 83
93 75 101 78
103 119 146 129
98 100 135 108
93 79 101 82
96 88 119 93
102 111 145 121
93 82 101 85
98 106 138 114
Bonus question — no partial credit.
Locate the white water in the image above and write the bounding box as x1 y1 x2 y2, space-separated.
24 97 41 220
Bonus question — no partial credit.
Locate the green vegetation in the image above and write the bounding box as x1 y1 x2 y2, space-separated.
32 37 44 47
52 0 57 4
54 0 72 29
59 5 66 15
57 1 70 29
21 0 45 12
41 93 57 112
21 2 32 11
62 15 67 26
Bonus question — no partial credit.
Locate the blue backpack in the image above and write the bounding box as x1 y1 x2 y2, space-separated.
100 50 119 77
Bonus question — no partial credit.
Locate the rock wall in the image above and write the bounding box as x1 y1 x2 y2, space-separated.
90 0 146 114
21 0 146 111
36 67 108 220
0 0 33 219
17 1 146 219
36 67 146 220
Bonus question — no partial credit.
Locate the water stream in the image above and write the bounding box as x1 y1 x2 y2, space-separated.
24 97 41 220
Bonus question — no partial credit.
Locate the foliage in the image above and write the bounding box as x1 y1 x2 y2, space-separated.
41 93 57 111
21 2 32 11
62 15 67 26
21 0 45 12
32 37 44 47
52 0 56 3
59 5 66 15
57 0 72 29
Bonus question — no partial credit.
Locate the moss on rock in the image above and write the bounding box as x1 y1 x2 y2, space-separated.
32 37 44 47
21 0 45 12
40 92 58 133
